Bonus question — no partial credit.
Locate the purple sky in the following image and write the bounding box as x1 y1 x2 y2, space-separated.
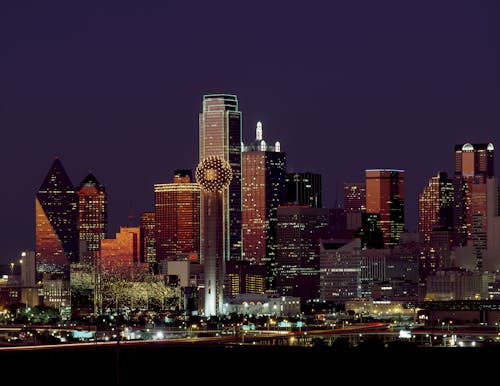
1 1 499 264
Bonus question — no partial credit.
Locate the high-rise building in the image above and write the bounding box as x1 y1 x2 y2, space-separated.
242 121 286 290
76 173 107 265
285 172 322 208
199 94 242 261
140 211 156 264
101 227 141 272
276 206 330 303
418 171 454 243
154 171 200 262
365 169 405 247
75 173 107 315
344 182 366 231
198 94 242 316
453 143 495 247
36 158 78 275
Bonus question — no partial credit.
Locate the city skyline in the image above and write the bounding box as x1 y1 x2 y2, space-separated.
1 1 499 264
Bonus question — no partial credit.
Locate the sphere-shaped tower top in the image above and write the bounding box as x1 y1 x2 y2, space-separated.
196 156 233 192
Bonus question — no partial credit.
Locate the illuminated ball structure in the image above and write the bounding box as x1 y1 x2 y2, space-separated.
196 156 233 192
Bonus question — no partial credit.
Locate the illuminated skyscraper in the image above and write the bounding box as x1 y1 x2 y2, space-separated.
140 211 156 265
242 122 286 290
286 172 322 208
199 94 242 261
36 158 78 275
198 94 242 316
365 169 405 247
76 173 107 315
154 171 200 261
418 171 454 243
453 143 495 247
76 173 107 265
276 206 330 303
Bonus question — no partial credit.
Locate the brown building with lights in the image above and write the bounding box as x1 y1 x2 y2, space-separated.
76 173 107 266
154 170 200 262
101 227 142 272
365 169 405 247
242 121 286 289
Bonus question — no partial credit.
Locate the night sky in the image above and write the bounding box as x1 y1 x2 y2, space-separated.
1 1 499 265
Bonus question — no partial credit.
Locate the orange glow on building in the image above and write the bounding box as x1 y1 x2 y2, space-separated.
365 169 405 247
76 173 107 266
101 227 141 272
154 173 200 261
35 158 78 275
418 172 453 243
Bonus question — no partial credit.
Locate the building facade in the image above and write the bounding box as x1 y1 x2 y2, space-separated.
365 169 405 247
418 171 454 243
276 206 330 303
76 173 107 265
242 122 286 290
36 158 78 275
285 172 322 208
154 171 200 262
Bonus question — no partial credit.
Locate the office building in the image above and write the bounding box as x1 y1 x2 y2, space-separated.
36 158 78 275
276 206 329 303
418 171 454 243
285 172 322 208
242 121 286 289
154 171 200 261
365 169 405 247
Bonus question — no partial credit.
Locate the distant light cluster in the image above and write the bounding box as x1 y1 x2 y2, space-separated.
196 156 233 192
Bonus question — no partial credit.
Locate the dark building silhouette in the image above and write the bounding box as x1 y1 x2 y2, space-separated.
276 206 330 304
36 158 78 275
285 172 322 208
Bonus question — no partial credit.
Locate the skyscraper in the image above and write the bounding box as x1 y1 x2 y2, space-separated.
242 122 286 290
198 94 242 316
418 171 454 243
453 143 495 247
36 158 78 275
276 206 330 303
199 94 242 261
365 169 405 247
154 171 200 261
140 211 156 265
285 172 322 208
76 173 107 265
75 173 107 315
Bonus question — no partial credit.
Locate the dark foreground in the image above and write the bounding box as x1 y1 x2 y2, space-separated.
0 342 496 383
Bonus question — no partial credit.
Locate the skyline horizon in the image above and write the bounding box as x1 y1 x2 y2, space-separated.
2 1 498 264
2 120 496 264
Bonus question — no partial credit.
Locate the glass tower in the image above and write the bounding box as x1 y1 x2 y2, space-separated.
36 158 78 275
365 169 405 247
